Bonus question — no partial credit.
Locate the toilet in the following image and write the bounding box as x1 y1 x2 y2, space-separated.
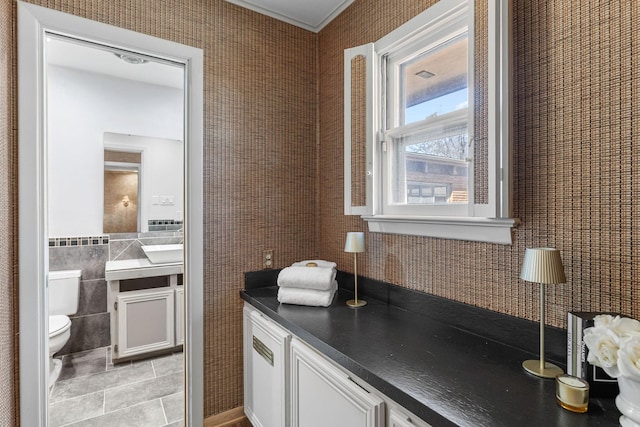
48 269 81 386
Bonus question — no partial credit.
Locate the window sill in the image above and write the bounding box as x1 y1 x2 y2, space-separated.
361 215 520 244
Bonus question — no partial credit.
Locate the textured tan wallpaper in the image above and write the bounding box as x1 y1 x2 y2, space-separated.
1 0 17 425
319 0 639 329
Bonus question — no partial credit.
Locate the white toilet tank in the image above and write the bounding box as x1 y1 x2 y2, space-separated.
48 270 82 316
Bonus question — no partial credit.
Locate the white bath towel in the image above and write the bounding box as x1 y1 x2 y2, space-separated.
291 260 337 269
277 266 336 291
277 281 337 307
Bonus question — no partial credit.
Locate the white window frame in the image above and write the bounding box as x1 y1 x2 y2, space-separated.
344 0 519 244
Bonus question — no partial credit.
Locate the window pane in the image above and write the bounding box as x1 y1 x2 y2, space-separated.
390 117 469 205
399 35 468 126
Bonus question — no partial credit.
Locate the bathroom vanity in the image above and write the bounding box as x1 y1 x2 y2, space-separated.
105 258 184 362
241 270 620 427
244 304 423 427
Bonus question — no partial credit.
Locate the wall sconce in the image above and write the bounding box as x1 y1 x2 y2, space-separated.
520 247 566 378
344 232 366 308
122 195 130 207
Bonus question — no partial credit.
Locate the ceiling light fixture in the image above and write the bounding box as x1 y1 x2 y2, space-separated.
415 70 435 79
113 53 148 65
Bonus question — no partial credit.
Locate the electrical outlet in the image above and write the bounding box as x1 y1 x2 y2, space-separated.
264 250 273 269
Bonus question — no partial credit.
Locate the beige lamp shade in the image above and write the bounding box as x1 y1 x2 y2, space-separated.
520 248 566 284
344 232 365 253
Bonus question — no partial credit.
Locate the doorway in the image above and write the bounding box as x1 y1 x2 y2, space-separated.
18 3 204 426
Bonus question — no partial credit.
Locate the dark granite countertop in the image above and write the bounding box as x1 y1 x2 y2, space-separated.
241 271 619 427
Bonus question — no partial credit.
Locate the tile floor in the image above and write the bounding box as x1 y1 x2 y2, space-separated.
48 347 184 427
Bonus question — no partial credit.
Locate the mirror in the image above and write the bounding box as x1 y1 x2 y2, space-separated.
102 134 184 234
18 4 204 425
104 148 141 233
45 32 188 425
46 35 184 235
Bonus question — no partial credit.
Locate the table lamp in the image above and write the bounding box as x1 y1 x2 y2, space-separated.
520 247 566 378
344 232 366 308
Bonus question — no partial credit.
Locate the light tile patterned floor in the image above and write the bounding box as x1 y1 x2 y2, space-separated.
48 347 184 427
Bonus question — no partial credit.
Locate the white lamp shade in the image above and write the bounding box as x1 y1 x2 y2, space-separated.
344 232 365 253
520 248 566 284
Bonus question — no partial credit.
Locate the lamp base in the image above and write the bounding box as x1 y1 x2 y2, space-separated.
346 299 367 308
522 359 563 378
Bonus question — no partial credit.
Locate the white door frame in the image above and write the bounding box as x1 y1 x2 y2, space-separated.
17 3 204 425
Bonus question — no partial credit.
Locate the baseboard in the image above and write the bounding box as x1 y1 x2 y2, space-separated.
204 406 252 427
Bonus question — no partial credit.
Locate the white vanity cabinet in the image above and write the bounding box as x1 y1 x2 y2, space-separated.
243 306 291 427
106 259 184 362
115 288 175 358
243 302 430 427
290 338 385 427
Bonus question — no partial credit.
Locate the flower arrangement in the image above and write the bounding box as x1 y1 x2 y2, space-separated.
583 314 640 381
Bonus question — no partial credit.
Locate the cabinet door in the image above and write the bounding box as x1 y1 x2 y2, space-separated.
290 339 384 427
116 289 175 358
243 305 291 427
175 286 184 346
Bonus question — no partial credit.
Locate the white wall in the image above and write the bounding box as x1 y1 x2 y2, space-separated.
47 65 184 237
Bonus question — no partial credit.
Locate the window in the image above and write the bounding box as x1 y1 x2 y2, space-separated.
344 0 518 244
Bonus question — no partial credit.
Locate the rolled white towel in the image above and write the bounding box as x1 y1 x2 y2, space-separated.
291 260 337 269
277 281 337 307
277 266 336 291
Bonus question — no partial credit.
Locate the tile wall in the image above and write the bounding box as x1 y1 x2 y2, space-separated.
48 231 183 355
148 219 183 232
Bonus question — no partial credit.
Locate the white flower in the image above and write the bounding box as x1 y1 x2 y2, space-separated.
593 314 616 328
584 325 622 378
607 315 640 337
584 315 640 380
618 334 640 382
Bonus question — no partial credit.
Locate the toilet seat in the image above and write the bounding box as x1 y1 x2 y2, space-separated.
49 315 71 338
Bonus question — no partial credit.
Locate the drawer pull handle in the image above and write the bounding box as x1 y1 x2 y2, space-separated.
253 336 274 366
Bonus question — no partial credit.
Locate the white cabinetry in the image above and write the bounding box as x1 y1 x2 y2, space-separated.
389 411 413 427
106 259 184 362
388 408 431 427
115 289 175 358
243 302 431 427
243 306 291 427
290 338 385 427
